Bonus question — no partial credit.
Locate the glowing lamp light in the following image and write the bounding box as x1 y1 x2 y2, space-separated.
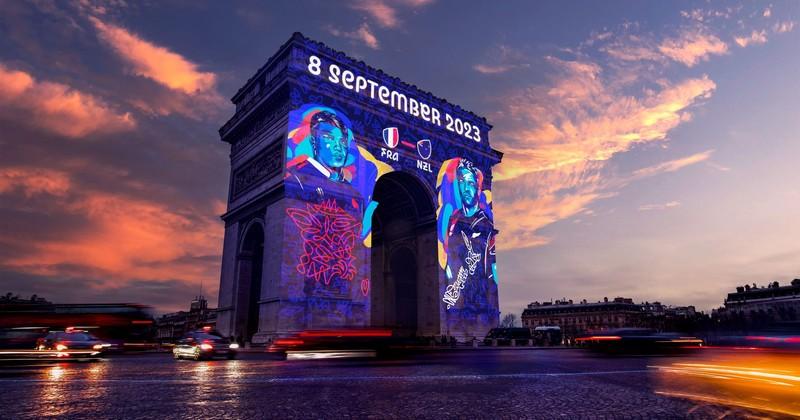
199 343 213 351
55 344 68 351
93 344 104 350
229 343 240 349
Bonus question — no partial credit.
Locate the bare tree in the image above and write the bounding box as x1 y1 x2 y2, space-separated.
500 313 519 328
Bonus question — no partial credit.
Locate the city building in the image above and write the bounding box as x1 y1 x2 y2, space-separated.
156 296 217 342
522 298 647 339
521 297 702 339
717 279 800 325
215 33 503 344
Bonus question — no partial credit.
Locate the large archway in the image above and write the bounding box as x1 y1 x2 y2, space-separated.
235 222 264 343
370 172 439 338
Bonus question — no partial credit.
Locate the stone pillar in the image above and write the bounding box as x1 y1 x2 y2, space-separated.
216 221 240 339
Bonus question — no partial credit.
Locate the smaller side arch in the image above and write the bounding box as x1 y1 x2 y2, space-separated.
233 218 266 343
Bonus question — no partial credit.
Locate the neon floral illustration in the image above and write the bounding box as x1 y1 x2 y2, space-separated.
287 200 361 285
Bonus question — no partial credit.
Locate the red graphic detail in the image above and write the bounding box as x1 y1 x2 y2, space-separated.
360 278 370 296
400 140 416 150
287 200 360 285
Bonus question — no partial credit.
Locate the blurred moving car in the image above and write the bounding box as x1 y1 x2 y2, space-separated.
710 322 800 350
483 328 533 345
576 328 703 353
652 349 800 417
268 329 394 357
35 328 108 359
533 326 563 346
0 327 48 349
173 330 238 360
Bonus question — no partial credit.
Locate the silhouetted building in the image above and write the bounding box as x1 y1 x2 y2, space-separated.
522 297 647 339
715 279 800 327
521 297 702 339
156 296 217 342
0 293 50 305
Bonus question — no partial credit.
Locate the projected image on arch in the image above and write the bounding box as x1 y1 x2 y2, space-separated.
282 100 498 334
437 158 498 319
285 103 393 248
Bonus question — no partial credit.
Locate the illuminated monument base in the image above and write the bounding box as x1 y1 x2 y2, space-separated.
215 34 502 344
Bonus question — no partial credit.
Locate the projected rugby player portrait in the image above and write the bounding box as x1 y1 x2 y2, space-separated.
287 109 353 183
437 158 497 311
286 104 394 249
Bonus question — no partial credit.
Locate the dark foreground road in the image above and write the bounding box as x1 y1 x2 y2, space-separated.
0 348 792 419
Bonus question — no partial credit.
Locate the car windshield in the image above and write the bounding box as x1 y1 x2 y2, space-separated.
56 332 94 341
188 333 226 342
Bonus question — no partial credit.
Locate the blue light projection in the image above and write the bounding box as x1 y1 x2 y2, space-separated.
276 37 500 335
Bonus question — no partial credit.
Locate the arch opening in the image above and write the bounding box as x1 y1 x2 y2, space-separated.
370 172 438 338
236 222 264 343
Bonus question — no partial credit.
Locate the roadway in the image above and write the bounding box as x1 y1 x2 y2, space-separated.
0 348 793 419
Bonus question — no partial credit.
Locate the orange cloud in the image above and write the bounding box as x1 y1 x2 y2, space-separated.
90 17 216 95
489 31 719 249
493 57 716 181
658 29 728 66
0 167 223 288
495 160 606 250
0 64 135 138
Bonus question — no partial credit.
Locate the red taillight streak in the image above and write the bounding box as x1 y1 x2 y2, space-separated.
576 336 622 342
298 329 392 338
274 339 304 346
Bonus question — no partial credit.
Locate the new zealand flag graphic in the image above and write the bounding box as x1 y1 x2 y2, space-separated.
416 139 432 160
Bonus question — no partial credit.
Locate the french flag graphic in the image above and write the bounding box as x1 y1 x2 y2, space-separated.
382 127 399 149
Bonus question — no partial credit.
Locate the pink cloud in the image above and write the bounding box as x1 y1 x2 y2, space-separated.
773 21 795 34
0 63 135 138
350 0 399 28
349 0 435 29
0 167 71 197
474 45 531 75
328 23 381 50
734 30 768 47
473 64 514 74
638 201 681 211
629 150 714 179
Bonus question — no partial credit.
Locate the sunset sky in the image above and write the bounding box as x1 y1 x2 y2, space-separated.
1 1 798 315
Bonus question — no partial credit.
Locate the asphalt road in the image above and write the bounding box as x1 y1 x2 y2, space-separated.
0 348 783 419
